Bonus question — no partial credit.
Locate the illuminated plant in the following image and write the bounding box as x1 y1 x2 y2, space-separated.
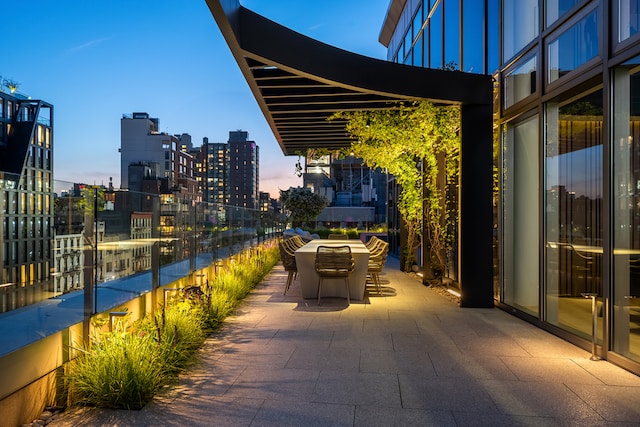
332 100 460 274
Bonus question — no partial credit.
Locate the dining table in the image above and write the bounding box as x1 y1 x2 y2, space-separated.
294 239 370 301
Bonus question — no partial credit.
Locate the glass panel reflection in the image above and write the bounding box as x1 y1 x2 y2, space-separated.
618 0 640 42
612 56 640 363
545 88 603 340
546 0 584 27
502 116 540 315
547 9 599 84
503 0 539 63
0 177 285 314
504 55 537 108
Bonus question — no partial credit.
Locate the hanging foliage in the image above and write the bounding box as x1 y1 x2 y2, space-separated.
331 100 460 273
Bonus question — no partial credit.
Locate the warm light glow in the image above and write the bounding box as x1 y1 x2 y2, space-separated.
447 289 461 298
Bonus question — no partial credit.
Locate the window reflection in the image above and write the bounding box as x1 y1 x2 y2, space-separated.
618 0 640 42
547 10 599 84
503 116 539 315
430 4 443 69
546 0 584 27
463 0 483 72
612 56 640 363
545 88 603 340
503 0 539 63
444 0 459 69
504 55 537 108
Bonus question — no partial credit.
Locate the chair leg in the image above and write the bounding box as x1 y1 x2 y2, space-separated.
345 278 350 306
284 271 294 295
372 272 381 295
317 278 323 305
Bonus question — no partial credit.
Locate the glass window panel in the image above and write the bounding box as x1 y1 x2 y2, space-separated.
503 0 539 63
430 4 443 69
547 10 599 84
413 4 423 40
404 27 413 62
504 55 537 108
546 0 584 27
618 0 640 42
612 56 640 363
502 115 540 315
414 34 424 67
487 0 500 73
463 0 484 73
545 88 603 340
444 0 460 70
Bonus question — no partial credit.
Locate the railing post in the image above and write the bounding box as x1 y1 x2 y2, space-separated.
581 292 600 361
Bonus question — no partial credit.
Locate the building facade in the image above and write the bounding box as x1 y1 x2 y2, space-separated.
192 137 230 207
228 130 259 209
382 0 640 373
0 90 54 313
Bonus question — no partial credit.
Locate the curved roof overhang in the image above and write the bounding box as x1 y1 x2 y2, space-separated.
205 0 492 156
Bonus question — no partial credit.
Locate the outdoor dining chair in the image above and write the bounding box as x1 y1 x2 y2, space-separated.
278 240 298 295
315 245 354 305
367 240 389 295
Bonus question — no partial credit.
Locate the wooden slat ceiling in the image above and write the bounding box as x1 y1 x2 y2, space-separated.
244 58 417 155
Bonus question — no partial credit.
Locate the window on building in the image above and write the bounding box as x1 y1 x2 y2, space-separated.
617 0 640 43
546 0 585 27
504 54 537 108
503 115 540 316
545 87 603 340
430 3 443 69
547 9 599 84
462 0 484 72
503 0 539 64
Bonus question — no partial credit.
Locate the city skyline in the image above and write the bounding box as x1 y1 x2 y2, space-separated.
4 0 389 198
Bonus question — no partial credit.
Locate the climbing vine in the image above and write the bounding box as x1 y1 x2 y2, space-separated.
331 100 460 273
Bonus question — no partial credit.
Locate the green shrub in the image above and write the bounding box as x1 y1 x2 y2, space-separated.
65 242 280 410
67 331 164 409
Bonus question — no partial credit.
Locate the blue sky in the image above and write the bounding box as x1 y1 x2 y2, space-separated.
4 0 389 197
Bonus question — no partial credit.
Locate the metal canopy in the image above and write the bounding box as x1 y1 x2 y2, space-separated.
206 0 492 156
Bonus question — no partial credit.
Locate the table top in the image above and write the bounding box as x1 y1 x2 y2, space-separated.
295 239 369 254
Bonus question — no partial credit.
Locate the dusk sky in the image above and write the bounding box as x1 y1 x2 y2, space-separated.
4 0 389 197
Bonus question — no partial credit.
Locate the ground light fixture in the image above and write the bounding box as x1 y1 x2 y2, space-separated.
109 311 128 332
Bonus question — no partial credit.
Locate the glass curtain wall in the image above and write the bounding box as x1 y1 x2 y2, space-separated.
502 115 540 315
545 88 603 339
612 57 640 363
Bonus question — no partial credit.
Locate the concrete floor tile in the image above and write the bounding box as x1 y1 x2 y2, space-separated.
500 356 604 384
480 379 604 420
428 350 518 380
286 346 361 371
354 405 456 426
312 371 402 407
224 366 319 400
330 330 394 350
252 399 355 427
398 375 499 412
565 383 640 423
359 349 436 375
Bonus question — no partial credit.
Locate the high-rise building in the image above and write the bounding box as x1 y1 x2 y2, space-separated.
0 90 54 312
120 112 197 197
192 137 229 207
120 112 200 262
228 130 259 209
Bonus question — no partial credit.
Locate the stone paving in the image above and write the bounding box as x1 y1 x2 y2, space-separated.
49 257 640 426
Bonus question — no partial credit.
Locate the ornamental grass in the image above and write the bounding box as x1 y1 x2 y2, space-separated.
65 244 278 410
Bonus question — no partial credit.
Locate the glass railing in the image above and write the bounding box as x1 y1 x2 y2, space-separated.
0 174 286 321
